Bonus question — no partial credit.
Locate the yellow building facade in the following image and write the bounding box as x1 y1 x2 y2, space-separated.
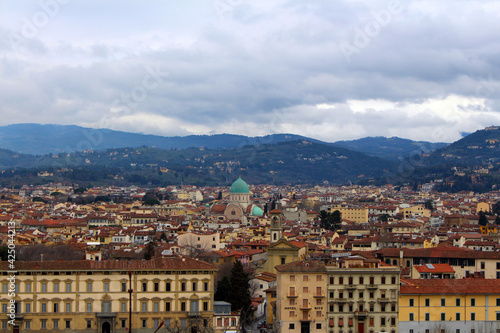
0 257 217 333
399 279 500 332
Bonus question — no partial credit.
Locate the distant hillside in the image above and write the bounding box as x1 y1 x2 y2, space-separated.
0 124 321 155
0 140 395 187
333 136 448 160
425 126 500 166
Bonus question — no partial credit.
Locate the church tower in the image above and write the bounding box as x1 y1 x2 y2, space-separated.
269 209 283 242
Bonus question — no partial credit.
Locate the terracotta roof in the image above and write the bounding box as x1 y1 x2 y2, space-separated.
0 256 217 271
401 279 500 295
414 263 455 274
275 260 326 273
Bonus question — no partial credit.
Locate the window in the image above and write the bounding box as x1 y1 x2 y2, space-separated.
87 283 92 292
359 292 364 299
456 313 461 321
65 303 71 312
391 303 396 312
86 302 92 312
121 282 127 292
370 276 374 285
471 298 476 306
381 305 386 312
281 257 286 264
181 282 186 291
121 302 126 312
166 282 171 291
303 287 309 293
66 283 71 292
25 320 31 329
26 283 31 293
409 313 414 321
359 277 364 284
425 298 430 307
381 317 386 326
339 277 344 284
54 303 59 313
425 313 430 321
441 298 446 306
181 302 186 312
65 320 71 329
289 323 295 329
304 275 309 282
41 303 47 313
456 298 461 306
86 319 92 328
154 282 159 292
316 323 322 329
339 291 343 299
104 282 109 292
41 320 47 329
41 283 47 292
471 313 475 321
102 301 111 313
142 319 147 328
391 276 396 284
204 282 208 291
121 319 126 328
165 302 171 312
142 302 147 312
192 282 197 291
181 319 186 327
290 275 295 282
381 277 386 284
53 320 59 329
481 262 485 269
203 301 208 311
154 319 159 328
348 277 353 284
496 312 500 321
53 282 59 292
142 282 147 292
497 298 500 306
441 313 446 321
409 298 414 307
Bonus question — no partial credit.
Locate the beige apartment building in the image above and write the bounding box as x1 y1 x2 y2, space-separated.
326 204 369 224
0 256 217 333
275 261 328 333
326 255 400 333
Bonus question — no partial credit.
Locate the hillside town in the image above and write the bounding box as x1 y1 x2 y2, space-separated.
2 177 500 333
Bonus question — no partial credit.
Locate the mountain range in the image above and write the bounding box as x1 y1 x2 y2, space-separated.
0 123 498 191
0 123 446 160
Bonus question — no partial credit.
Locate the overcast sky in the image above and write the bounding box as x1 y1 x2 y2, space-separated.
1 0 500 143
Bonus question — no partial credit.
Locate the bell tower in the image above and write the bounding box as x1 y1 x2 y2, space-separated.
269 209 283 242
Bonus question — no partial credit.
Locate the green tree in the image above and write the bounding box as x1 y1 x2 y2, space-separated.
424 200 434 212
479 211 488 226
228 261 252 319
495 216 500 225
320 210 341 231
160 232 168 241
73 187 86 194
214 276 231 302
143 198 161 206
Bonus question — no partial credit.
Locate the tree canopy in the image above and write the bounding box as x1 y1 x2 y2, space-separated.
479 211 489 226
320 210 341 231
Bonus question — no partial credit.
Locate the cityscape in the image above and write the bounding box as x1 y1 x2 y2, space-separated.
2 1 500 333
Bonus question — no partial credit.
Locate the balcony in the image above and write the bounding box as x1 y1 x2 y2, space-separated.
379 297 390 303
345 285 357 290
313 294 325 298
188 311 201 317
300 305 312 310
354 311 368 318
287 294 298 298
367 284 378 289
334 298 347 303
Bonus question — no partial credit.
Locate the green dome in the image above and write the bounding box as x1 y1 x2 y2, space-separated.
252 206 264 217
230 177 250 194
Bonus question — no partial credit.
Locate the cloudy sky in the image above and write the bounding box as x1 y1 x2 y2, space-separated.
1 0 500 143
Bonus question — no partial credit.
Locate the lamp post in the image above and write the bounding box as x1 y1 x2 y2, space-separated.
128 271 133 333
